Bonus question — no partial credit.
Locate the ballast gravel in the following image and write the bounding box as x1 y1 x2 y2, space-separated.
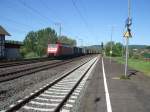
0 55 96 110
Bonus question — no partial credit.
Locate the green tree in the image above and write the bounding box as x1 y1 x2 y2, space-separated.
24 31 37 52
35 28 58 56
113 42 123 56
104 41 115 56
58 36 76 46
104 41 123 57
21 27 58 57
146 46 150 49
21 27 77 58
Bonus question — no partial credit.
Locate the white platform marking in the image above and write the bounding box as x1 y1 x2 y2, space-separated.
102 58 112 112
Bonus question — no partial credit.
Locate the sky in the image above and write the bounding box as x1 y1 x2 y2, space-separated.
0 0 150 46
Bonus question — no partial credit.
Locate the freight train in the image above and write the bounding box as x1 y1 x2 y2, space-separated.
47 42 98 57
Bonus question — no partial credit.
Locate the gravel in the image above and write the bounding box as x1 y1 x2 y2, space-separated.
0 55 96 110
0 60 60 75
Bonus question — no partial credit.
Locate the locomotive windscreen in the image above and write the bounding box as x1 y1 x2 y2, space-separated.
48 44 57 48
48 44 58 53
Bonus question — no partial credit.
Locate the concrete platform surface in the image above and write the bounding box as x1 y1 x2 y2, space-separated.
79 57 150 112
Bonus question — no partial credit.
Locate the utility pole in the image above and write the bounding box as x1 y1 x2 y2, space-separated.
80 39 83 47
55 23 61 38
59 23 61 38
76 37 83 47
101 42 104 57
78 38 83 47
122 37 125 58
125 34 129 77
124 0 132 77
110 26 114 64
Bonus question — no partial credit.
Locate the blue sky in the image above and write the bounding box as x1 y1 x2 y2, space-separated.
0 0 150 46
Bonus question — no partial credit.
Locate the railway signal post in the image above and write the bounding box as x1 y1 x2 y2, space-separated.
123 0 132 77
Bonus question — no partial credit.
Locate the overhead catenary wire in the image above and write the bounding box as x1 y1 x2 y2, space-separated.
5 25 28 34
0 1 38 30
0 1 51 35
40 0 89 40
71 0 97 38
1 16 32 34
1 16 34 30
71 0 88 27
18 0 55 25
79 0 99 39
39 0 62 22
41 0 93 44
2 0 96 44
0 1 50 35
24 0 78 38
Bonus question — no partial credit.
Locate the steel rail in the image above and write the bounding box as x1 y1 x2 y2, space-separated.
0 58 50 68
0 56 92 82
54 58 97 112
4 57 97 112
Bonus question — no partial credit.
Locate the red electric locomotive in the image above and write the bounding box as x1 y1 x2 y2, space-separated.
47 42 74 57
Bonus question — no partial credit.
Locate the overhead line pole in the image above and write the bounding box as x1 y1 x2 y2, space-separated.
128 0 131 19
125 33 129 77
110 26 114 64
55 23 61 38
59 24 61 38
124 0 132 77
122 28 125 58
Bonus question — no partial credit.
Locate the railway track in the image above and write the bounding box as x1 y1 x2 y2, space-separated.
0 55 93 82
4 56 98 112
0 58 52 68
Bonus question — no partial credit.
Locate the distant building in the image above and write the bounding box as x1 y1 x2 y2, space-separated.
0 25 11 59
142 50 150 62
0 25 23 60
5 40 23 59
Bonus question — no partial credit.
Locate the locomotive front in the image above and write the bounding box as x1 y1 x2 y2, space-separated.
47 44 59 57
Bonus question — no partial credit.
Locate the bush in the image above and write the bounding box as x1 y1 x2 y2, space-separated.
24 52 39 59
132 54 140 59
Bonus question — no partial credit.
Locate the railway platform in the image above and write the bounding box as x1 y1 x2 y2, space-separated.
1 55 150 112
79 57 150 112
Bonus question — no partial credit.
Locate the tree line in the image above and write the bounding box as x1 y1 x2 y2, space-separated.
104 41 150 59
104 41 123 57
20 27 76 58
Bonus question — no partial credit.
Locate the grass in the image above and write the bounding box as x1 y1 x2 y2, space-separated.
119 75 130 80
113 57 150 76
